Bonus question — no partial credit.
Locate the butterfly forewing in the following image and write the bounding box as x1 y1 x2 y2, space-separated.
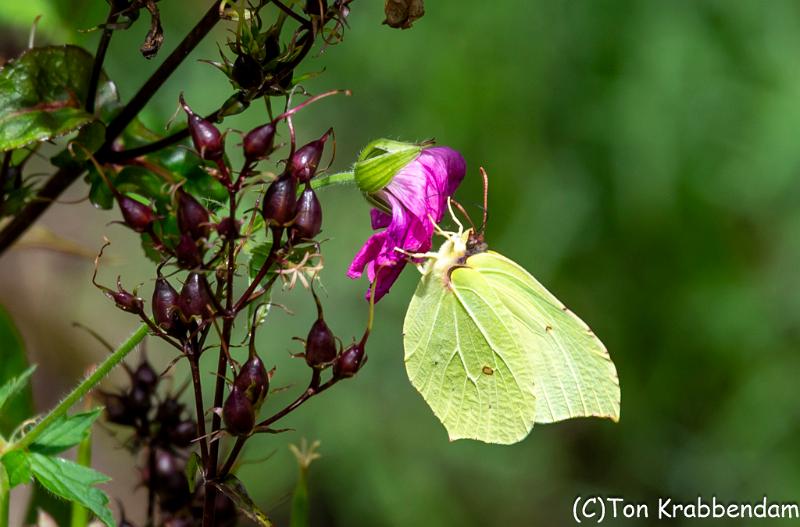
403 266 537 444
469 251 620 424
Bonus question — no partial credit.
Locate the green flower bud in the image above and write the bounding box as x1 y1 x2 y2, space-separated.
353 139 422 194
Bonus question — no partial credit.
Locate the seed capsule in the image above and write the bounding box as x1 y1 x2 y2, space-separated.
333 342 366 379
179 272 216 321
222 386 255 436
305 286 337 368
216 216 240 240
234 355 269 410
156 397 184 424
180 94 224 161
118 195 155 233
133 360 158 391
168 419 196 447
262 172 297 226
243 122 276 161
101 391 135 426
290 185 322 241
289 129 330 183
152 277 184 337
104 277 144 314
127 384 151 417
305 319 337 368
177 189 210 241
232 54 264 89
175 232 202 269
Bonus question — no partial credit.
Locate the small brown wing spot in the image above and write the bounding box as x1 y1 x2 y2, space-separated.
482 366 494 376
545 325 553 333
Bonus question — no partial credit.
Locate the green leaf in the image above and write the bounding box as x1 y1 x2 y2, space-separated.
50 121 106 169
28 453 114 527
0 366 35 419
1 450 31 487
29 408 102 455
0 45 118 152
247 242 274 283
213 475 273 527
0 306 34 437
185 452 200 494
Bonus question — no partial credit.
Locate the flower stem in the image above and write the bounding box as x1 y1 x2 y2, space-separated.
86 6 120 113
0 463 8 527
10 323 149 452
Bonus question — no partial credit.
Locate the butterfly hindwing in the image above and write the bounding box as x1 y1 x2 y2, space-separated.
470 251 620 424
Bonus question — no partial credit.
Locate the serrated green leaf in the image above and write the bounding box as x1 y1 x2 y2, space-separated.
185 452 201 494
28 453 114 527
29 408 102 455
0 45 118 151
50 121 106 169
1 450 31 487
247 242 274 282
213 475 273 527
0 306 34 437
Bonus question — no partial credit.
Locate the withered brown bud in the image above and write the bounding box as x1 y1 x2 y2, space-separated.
383 0 424 29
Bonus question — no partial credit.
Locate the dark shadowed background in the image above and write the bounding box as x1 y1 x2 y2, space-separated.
3 1 800 525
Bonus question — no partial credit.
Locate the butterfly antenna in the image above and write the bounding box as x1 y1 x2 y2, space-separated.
479 167 489 234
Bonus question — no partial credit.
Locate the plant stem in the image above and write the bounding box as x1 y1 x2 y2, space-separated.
10 324 149 452
0 463 8 527
86 7 120 113
188 350 210 466
203 186 238 527
69 421 92 527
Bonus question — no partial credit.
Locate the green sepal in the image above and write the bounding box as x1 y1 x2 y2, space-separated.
353 139 422 194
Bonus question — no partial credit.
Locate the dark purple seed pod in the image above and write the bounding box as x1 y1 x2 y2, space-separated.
101 391 135 426
179 94 224 161
262 34 281 66
213 493 238 527
290 185 322 241
107 288 145 314
333 342 367 379
216 216 240 240
233 354 269 409
127 384 151 417
289 130 330 183
156 397 184 424
177 189 210 241
305 318 337 368
133 360 158 391
175 232 202 269
262 172 297 226
168 419 196 447
153 449 190 503
152 277 184 337
179 272 215 320
232 54 264 89
118 195 155 233
243 122 276 161
222 386 255 436
304 0 328 16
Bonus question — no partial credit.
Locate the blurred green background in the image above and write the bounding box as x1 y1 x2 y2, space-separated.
4 0 800 525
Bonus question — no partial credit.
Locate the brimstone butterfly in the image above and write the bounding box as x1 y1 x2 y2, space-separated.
402 171 620 444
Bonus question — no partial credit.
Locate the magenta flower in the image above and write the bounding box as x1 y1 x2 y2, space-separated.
347 145 466 301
